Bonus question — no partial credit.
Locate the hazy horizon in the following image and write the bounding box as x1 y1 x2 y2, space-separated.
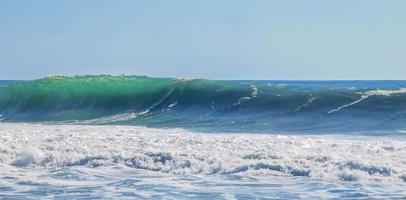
2 74 406 81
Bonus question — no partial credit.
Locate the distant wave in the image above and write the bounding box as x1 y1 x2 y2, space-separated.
1 75 406 134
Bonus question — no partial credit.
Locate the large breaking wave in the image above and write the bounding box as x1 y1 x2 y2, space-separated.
1 75 406 134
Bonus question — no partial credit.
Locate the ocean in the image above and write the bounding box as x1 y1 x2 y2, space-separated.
0 76 406 199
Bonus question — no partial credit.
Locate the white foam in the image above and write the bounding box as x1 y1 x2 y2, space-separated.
77 111 147 124
12 148 44 167
328 88 406 114
231 84 259 107
328 95 369 114
167 102 178 108
0 123 405 183
250 84 259 98
294 96 316 112
364 88 406 96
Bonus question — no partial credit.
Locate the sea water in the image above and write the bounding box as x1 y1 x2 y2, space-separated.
0 76 406 199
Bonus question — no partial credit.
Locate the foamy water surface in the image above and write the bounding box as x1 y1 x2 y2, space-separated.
0 123 406 199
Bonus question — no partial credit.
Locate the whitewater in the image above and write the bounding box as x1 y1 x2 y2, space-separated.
1 123 406 199
1 76 406 199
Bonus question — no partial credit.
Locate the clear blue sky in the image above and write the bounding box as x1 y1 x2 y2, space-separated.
0 0 405 80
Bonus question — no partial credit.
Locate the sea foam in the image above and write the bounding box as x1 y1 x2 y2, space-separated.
0 123 405 183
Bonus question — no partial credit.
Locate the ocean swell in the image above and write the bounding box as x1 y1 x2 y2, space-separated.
0 76 406 133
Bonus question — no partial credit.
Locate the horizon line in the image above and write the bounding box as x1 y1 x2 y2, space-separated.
0 74 405 82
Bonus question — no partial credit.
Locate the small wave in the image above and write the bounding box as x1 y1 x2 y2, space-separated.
12 148 44 167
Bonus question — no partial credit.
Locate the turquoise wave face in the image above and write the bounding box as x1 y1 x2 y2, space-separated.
1 75 406 134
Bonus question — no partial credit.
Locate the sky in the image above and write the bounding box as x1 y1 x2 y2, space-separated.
0 0 405 80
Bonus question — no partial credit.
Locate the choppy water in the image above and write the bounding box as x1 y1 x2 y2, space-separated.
2 165 406 199
0 123 405 199
1 76 406 199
